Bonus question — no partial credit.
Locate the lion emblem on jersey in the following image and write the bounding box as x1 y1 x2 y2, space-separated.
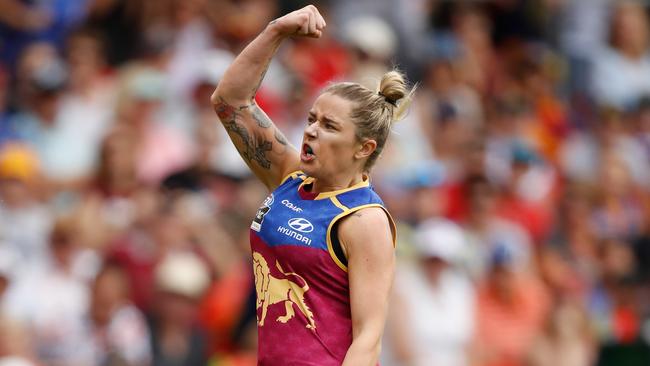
252 251 316 330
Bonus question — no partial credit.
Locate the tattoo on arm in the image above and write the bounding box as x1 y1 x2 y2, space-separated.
214 98 237 122
223 120 273 169
251 68 268 97
250 136 273 169
252 105 272 128
214 97 273 169
274 128 288 145
215 96 253 120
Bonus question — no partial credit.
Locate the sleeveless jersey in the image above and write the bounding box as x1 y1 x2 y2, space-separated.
249 171 395 366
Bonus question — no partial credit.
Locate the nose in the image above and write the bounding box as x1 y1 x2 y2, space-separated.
304 122 318 139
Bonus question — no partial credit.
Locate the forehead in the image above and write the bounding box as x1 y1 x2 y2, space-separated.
310 92 354 124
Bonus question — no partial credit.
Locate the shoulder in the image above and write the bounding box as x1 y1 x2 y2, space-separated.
338 207 395 278
338 207 393 251
340 206 390 226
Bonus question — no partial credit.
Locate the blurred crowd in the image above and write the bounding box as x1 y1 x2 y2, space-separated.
1 0 650 365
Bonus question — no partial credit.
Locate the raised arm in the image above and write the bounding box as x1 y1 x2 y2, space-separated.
210 5 326 190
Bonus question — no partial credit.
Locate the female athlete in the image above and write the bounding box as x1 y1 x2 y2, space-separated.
210 5 414 365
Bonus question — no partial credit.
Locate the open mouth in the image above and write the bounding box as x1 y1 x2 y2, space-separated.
301 143 315 162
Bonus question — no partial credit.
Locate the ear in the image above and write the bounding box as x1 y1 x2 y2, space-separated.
355 139 377 160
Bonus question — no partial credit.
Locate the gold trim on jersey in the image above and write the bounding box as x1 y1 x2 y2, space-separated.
329 196 349 211
280 170 305 185
325 204 397 272
298 175 370 200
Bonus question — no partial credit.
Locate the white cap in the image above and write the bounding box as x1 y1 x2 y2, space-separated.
343 16 397 60
199 49 235 85
413 219 466 263
155 252 210 299
128 68 166 101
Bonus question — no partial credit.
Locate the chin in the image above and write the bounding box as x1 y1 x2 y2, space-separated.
298 162 318 177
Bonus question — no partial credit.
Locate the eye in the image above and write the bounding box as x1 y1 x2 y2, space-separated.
325 123 335 130
307 117 316 125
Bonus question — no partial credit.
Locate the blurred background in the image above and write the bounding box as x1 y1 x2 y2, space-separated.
0 0 650 365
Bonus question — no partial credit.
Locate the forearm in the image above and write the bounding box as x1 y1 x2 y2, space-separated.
211 23 284 105
342 335 381 366
208 23 298 190
207 5 322 189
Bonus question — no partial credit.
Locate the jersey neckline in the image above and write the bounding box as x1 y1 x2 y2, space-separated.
297 175 370 200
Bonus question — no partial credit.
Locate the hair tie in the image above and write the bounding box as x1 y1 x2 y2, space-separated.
378 91 397 107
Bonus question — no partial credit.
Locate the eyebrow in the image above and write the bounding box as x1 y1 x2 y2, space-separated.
308 111 342 127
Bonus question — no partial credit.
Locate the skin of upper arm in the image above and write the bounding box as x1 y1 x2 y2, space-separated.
212 95 300 190
338 207 395 365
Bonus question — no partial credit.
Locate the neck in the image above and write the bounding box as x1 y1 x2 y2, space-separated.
309 171 366 194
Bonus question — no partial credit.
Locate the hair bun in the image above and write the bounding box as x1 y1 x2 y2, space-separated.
378 69 415 122
379 70 407 107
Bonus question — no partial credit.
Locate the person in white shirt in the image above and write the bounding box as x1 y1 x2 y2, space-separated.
383 218 475 366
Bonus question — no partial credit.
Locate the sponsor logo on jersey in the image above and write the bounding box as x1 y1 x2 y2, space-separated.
277 226 312 245
277 218 313 245
281 199 303 213
251 194 274 232
287 218 313 233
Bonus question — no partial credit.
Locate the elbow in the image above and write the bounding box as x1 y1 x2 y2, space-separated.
372 343 382 363
210 83 224 106
360 334 382 359
347 335 382 365
210 86 231 123
360 343 382 366
210 82 250 108
211 80 237 106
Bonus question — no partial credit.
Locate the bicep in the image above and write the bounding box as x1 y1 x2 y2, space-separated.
340 208 395 340
213 96 300 190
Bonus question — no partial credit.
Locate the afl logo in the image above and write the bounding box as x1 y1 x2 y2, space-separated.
288 218 314 233
251 194 274 232
262 194 274 207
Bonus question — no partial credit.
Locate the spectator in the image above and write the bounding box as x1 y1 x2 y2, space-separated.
149 252 210 366
0 0 90 70
528 299 594 366
472 244 551 366
590 155 645 241
85 263 151 366
383 218 475 366
560 106 650 187
2 217 100 366
0 143 52 267
0 1 647 364
590 1 650 109
117 68 195 185
460 175 533 280
0 313 37 366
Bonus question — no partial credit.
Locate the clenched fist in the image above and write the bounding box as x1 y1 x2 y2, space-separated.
269 5 326 38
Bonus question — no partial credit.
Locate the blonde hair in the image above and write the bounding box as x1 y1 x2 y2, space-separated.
325 70 415 171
